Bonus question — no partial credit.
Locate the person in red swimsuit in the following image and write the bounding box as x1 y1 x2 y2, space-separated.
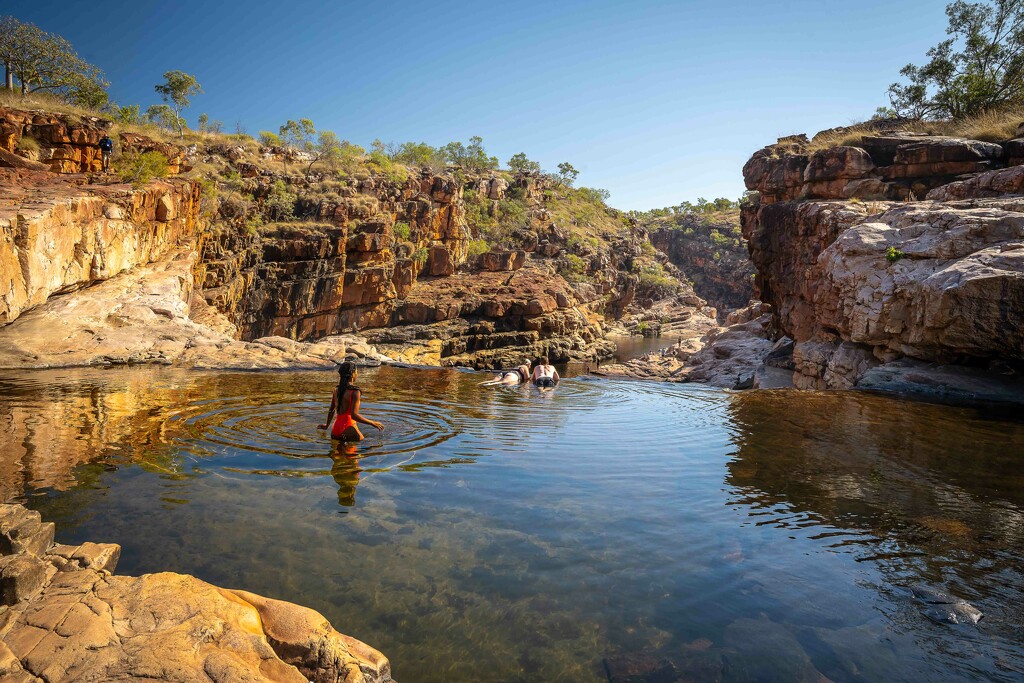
317 362 384 441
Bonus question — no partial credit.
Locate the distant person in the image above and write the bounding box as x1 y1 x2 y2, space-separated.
480 363 531 386
531 357 559 388
98 134 113 172
317 362 384 441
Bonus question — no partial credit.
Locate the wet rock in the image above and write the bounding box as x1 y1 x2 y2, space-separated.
910 585 983 625
855 360 1024 405
721 615 827 682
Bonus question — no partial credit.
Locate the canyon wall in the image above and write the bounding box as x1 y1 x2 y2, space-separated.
741 130 1024 400
2 106 714 370
649 217 754 312
0 168 201 324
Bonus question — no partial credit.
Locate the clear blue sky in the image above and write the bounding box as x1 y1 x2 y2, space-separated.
7 0 948 210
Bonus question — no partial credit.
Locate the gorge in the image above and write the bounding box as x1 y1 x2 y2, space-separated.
0 36 1023 683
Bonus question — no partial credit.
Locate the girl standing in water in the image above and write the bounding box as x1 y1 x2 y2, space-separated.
318 362 385 441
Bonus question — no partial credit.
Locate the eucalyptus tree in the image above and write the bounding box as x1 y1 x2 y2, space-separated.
155 70 202 138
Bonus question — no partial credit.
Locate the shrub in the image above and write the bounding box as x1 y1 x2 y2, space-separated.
264 180 296 221
638 265 680 293
114 151 169 187
412 247 429 266
886 245 906 263
467 238 489 258
558 253 589 282
394 221 411 240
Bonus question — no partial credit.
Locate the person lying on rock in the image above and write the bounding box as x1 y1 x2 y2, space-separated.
480 363 531 386
317 362 384 441
531 357 560 388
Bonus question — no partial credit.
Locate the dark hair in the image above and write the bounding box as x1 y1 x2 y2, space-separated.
336 362 358 397
538 357 549 366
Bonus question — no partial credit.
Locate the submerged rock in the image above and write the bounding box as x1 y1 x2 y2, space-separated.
909 585 983 625
0 503 392 682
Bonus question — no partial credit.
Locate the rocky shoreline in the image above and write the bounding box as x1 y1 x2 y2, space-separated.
0 503 392 682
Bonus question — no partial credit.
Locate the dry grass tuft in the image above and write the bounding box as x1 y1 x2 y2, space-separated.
806 107 1024 153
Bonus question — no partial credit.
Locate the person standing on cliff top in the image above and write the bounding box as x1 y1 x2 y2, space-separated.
99 134 113 172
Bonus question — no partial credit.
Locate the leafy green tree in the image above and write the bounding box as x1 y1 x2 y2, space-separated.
146 104 181 132
887 0 1024 119
557 162 579 186
306 130 343 173
508 152 541 174
111 103 142 125
441 136 499 171
197 113 209 132
278 118 315 174
0 16 107 102
264 180 297 221
394 141 445 171
154 70 201 138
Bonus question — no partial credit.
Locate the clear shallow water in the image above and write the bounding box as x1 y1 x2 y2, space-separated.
1 367 1023 682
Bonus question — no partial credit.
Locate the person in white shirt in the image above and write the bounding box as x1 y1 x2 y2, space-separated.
531 357 559 388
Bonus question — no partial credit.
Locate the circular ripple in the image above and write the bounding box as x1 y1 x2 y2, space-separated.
162 392 460 466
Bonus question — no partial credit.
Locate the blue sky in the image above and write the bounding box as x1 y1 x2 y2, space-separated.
7 0 948 210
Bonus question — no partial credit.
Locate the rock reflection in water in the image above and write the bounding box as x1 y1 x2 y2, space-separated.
724 390 1024 680
1 368 1023 682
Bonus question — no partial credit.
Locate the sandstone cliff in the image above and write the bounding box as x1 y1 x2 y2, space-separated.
740 128 1024 403
647 210 755 312
0 105 718 371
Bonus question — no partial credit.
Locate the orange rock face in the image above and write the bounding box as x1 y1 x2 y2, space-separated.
0 169 201 324
0 107 187 175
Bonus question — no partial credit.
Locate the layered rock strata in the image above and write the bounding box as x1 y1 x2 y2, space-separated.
740 129 1024 403
0 107 185 175
0 169 200 324
0 503 391 682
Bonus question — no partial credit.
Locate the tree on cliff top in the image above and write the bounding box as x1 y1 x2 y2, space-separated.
442 136 499 171
886 0 1024 119
155 70 201 138
278 118 315 174
0 15 108 106
508 152 541 174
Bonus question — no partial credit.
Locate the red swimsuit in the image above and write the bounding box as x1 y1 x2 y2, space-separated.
330 389 358 439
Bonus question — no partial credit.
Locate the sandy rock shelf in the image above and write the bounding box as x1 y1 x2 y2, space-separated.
0 503 393 683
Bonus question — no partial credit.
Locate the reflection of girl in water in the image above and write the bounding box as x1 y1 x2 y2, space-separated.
317 362 384 441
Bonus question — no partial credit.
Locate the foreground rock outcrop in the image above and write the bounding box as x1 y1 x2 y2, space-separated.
739 128 1024 403
0 504 391 682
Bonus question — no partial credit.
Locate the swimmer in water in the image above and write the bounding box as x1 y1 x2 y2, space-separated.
479 363 531 386
531 357 559 389
317 362 384 441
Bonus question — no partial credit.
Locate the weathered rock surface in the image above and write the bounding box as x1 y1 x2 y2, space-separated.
364 264 615 368
0 504 392 682
0 168 201 324
649 214 755 311
741 129 1024 403
1 107 110 174
0 249 387 370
